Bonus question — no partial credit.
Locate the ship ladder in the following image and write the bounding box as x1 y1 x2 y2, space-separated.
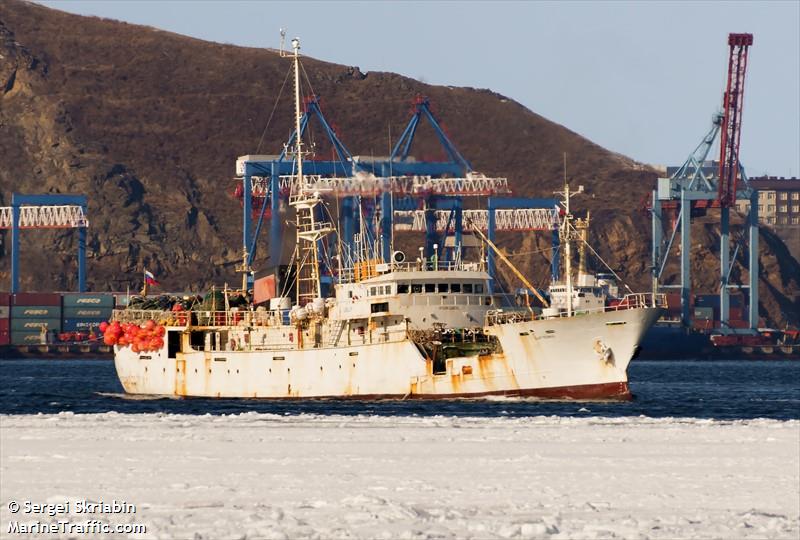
327 319 346 347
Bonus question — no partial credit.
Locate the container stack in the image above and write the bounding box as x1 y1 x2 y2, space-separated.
60 293 116 341
0 293 9 345
10 293 62 345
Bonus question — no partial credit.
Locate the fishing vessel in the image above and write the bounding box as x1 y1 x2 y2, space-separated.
109 37 664 400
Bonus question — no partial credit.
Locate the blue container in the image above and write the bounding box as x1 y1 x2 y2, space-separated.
62 318 107 332
63 306 113 319
62 294 115 309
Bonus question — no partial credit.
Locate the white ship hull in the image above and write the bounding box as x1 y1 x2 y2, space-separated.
114 306 661 400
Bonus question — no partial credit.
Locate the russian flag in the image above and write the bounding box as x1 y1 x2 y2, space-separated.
144 269 159 286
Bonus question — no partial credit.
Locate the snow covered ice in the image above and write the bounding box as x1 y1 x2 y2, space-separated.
1 412 798 539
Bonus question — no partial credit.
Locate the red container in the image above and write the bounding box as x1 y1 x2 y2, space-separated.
0 318 8 332
728 307 744 321
11 293 61 306
727 320 750 329
692 319 714 331
0 292 10 306
0 331 9 346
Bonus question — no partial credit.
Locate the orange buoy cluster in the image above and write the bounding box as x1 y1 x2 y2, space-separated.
100 320 165 352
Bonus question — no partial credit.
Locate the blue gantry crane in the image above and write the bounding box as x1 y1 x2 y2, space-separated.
236 95 561 295
1 193 89 293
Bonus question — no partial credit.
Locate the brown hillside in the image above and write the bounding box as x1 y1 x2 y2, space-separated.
1 1 797 326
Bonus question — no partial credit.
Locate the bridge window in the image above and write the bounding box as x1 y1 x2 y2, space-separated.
425 284 436 293
437 283 448 293
371 302 389 314
475 284 484 294
412 284 423 293
370 287 377 296
450 283 461 293
463 283 473 294
398 284 409 294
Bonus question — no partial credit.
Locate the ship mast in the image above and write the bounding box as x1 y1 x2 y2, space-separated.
576 211 590 278
555 156 584 318
563 184 573 317
283 33 333 306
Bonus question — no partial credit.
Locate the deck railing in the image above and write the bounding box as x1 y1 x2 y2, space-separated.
486 293 667 326
112 309 284 328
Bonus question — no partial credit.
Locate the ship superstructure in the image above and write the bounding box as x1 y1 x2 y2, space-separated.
109 36 664 399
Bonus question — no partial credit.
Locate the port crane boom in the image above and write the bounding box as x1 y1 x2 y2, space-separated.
718 33 753 207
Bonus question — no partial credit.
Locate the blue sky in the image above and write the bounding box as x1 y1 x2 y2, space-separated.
39 1 800 177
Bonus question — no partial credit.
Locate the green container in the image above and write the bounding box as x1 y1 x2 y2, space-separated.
11 305 62 319
62 294 115 309
63 306 113 319
693 307 714 320
10 318 61 332
10 331 49 345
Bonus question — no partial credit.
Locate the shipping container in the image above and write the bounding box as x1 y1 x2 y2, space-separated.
728 307 744 320
11 318 61 332
693 307 714 320
114 295 130 307
62 293 115 308
62 306 113 319
691 319 714 331
11 293 61 306
694 295 718 308
10 331 52 345
0 318 8 333
0 292 9 306
61 318 107 332
0 305 9 319
726 320 751 329
0 331 8 346
11 305 62 319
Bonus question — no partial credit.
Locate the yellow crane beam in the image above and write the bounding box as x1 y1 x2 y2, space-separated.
469 222 550 308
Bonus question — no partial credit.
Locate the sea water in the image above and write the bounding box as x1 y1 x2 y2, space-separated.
0 358 797 419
